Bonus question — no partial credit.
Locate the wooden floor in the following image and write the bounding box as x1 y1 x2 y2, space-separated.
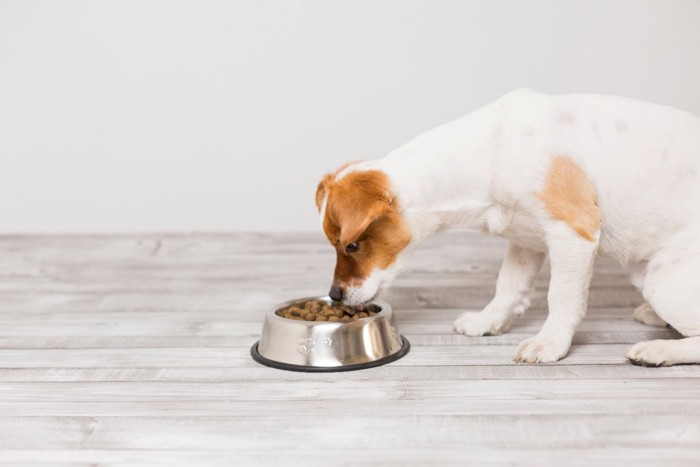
1 231 699 466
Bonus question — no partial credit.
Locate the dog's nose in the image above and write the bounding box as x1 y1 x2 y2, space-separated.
329 284 344 302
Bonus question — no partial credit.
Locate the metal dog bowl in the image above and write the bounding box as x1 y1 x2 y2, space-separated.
251 296 410 372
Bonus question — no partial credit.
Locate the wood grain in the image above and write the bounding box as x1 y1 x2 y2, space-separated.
0 231 698 466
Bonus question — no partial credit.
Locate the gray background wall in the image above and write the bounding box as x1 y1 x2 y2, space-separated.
1 0 699 232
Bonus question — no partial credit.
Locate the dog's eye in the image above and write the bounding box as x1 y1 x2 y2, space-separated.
346 242 359 253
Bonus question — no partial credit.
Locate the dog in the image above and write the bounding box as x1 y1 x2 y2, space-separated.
315 89 700 366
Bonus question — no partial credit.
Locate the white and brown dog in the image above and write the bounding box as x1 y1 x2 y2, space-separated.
315 89 700 366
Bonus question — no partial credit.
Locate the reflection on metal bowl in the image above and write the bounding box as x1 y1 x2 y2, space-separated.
251 296 410 372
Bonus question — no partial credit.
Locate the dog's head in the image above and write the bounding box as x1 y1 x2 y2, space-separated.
316 164 412 306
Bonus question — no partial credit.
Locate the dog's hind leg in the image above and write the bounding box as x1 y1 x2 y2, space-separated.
633 302 668 328
629 263 668 327
453 242 545 336
626 337 700 366
626 248 700 366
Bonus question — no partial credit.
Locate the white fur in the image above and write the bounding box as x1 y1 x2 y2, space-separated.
344 268 390 306
632 302 668 328
343 247 415 306
327 89 700 365
319 194 329 229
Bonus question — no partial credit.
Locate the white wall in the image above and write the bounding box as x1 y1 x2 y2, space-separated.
1 0 699 233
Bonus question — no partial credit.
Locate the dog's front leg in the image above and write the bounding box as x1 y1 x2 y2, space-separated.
513 225 598 363
454 242 545 336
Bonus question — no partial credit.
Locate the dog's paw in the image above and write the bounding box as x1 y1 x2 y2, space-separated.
632 303 668 328
513 333 571 363
625 340 678 367
453 311 511 336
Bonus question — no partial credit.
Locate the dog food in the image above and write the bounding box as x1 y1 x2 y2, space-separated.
276 300 380 321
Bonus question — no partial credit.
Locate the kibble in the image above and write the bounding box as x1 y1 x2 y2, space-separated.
276 300 380 321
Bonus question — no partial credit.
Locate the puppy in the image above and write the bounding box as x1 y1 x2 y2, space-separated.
315 89 700 366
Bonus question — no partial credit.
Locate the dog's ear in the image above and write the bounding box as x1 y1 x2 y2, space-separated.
331 170 395 245
315 173 334 212
337 197 392 246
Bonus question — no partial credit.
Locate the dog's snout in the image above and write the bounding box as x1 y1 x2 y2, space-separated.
329 284 344 302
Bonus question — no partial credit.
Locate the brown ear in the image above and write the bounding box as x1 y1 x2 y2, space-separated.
332 170 395 245
337 198 391 246
315 174 333 212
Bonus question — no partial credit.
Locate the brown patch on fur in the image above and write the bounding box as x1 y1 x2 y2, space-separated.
317 167 411 286
537 155 601 241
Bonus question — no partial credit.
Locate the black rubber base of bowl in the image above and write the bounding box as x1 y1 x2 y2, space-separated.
250 336 411 372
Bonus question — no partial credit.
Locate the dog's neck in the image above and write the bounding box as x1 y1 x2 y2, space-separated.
347 98 507 245
392 169 495 243
360 152 499 245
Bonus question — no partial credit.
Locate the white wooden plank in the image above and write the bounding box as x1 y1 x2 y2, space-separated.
2 397 700 417
0 448 697 467
0 415 698 450
0 363 696 383
0 379 698 403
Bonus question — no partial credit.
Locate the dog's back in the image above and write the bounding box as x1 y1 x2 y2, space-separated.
547 91 700 263
391 89 700 263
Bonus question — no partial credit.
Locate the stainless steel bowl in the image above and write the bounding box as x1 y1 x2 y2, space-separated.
251 296 410 372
